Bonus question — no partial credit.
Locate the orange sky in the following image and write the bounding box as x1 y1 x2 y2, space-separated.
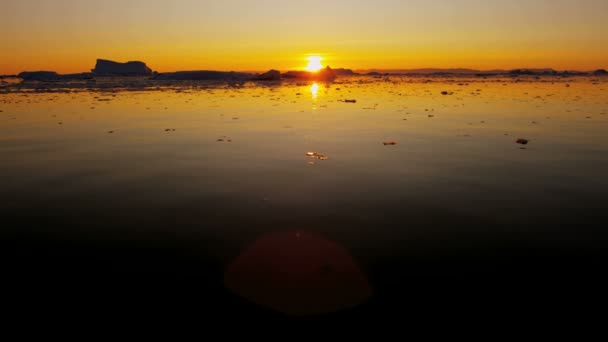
1 0 607 74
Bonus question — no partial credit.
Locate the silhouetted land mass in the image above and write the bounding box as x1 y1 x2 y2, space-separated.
333 68 357 76
252 70 281 81
361 68 608 77
10 58 607 83
17 71 94 81
151 66 337 81
510 68 558 75
281 66 337 81
362 68 503 76
153 70 253 81
18 71 60 81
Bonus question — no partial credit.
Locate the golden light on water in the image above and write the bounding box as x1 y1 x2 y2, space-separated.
305 56 323 72
310 83 319 100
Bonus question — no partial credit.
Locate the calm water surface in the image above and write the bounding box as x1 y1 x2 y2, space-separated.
2 77 607 319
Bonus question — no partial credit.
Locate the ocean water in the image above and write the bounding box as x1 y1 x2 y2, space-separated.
2 76 607 319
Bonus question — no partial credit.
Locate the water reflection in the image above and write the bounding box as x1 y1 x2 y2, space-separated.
2 77 608 318
310 82 319 110
310 82 319 100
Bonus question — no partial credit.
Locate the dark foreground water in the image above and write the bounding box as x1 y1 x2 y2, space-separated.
2 76 607 323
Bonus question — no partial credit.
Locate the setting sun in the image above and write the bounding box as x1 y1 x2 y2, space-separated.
305 56 324 72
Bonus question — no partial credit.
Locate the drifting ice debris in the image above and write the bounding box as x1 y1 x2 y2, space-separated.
516 138 529 145
306 152 329 160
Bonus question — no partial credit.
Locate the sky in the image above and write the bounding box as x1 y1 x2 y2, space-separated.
1 0 607 74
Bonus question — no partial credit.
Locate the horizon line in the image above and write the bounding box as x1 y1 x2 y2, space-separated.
3 66 607 77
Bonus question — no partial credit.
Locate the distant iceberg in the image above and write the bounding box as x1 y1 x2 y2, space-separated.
91 59 153 76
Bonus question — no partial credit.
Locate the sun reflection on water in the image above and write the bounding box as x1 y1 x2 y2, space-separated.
311 83 319 99
310 83 319 110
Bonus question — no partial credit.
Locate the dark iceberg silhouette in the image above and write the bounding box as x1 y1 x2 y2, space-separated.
92 59 153 76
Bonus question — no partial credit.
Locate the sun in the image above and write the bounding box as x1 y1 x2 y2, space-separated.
305 56 324 72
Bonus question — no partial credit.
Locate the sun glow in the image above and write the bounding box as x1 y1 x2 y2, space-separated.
305 56 324 72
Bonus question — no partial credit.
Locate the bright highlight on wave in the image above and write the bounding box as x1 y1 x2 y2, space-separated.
305 56 324 72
